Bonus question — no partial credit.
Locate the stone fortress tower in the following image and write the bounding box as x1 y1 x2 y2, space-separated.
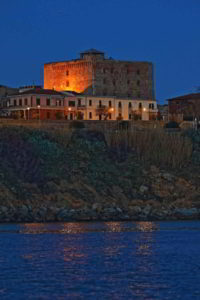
44 49 155 100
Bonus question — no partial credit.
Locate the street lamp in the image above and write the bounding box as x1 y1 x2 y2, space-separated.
27 107 30 120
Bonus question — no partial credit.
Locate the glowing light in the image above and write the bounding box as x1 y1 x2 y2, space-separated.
143 108 146 112
68 107 72 111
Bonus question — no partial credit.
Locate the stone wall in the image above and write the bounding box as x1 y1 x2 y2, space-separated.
44 52 154 100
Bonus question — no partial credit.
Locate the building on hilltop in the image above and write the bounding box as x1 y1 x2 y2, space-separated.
44 49 155 100
1 88 157 121
168 93 200 122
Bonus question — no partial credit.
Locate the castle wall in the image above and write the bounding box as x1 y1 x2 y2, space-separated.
44 61 94 94
44 52 155 100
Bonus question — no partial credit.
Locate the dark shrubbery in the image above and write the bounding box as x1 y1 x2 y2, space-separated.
69 120 85 129
117 121 130 130
164 121 180 129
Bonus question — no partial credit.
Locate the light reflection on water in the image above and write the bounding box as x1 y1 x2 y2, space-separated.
0 221 199 299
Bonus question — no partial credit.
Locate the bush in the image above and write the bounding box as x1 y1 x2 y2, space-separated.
118 121 130 130
69 120 85 129
164 121 180 129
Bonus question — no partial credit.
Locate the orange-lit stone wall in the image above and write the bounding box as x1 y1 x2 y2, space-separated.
44 61 94 94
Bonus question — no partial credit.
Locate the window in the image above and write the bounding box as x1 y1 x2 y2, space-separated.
127 80 130 85
46 98 50 106
103 78 106 84
99 100 102 107
69 101 75 107
127 93 131 98
89 112 92 119
118 102 122 108
89 99 92 106
47 112 50 119
24 98 28 106
129 102 132 108
149 103 155 109
36 98 40 106
66 70 69 76
137 80 140 86
129 114 132 120
111 68 114 74
103 68 106 74
78 99 81 106
19 99 22 106
103 90 107 96
139 102 142 109
14 99 17 106
109 100 112 107
99 114 102 120
66 81 69 87
109 113 112 119
127 69 130 74
113 79 116 86
137 69 140 75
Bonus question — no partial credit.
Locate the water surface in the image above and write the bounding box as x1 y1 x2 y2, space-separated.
0 221 200 299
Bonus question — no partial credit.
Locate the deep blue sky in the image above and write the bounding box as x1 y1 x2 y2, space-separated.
0 0 200 103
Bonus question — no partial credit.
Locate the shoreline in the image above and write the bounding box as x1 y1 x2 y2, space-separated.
0 205 199 223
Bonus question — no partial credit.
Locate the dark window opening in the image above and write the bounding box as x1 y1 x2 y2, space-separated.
47 112 50 119
137 69 140 75
24 98 28 106
129 102 132 108
89 100 92 106
139 102 142 109
36 98 40 106
46 98 50 106
69 101 75 107
99 100 102 107
78 99 81 106
137 80 140 86
109 101 112 107
118 102 122 108
89 112 92 119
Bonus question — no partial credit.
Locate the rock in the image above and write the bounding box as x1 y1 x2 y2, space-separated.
142 205 151 216
0 206 8 213
174 208 199 217
129 206 142 215
139 185 149 194
92 203 102 211
162 173 175 182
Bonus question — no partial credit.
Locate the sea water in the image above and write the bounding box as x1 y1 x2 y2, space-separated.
0 221 199 299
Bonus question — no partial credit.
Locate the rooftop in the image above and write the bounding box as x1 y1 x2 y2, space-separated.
168 93 200 101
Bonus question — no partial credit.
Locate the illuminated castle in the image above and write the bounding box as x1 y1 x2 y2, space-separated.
44 49 155 100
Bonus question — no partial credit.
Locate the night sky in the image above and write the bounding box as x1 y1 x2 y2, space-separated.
1 0 200 103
